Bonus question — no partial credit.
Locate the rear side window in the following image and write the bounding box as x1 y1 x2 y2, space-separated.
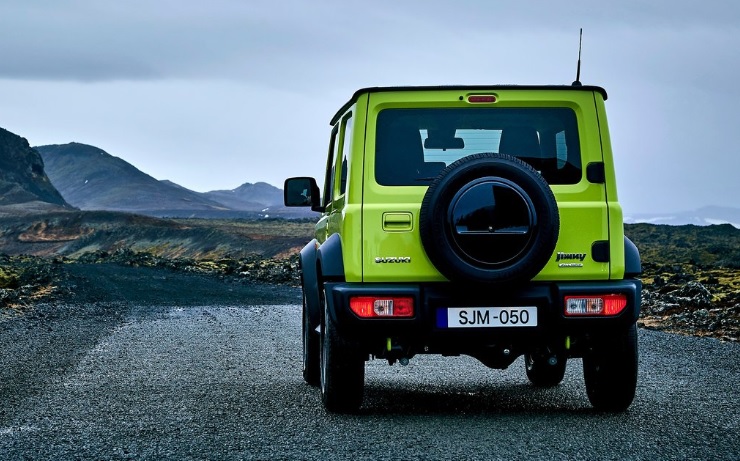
323 125 340 207
375 108 582 185
339 115 353 195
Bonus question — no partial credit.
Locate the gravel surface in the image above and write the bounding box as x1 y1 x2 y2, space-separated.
0 264 738 460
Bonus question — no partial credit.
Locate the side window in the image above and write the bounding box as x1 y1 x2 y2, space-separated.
323 125 340 207
339 114 353 196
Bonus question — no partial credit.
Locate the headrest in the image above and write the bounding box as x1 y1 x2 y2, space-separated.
499 126 541 157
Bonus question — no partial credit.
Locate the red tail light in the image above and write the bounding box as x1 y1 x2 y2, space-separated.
564 294 627 317
350 296 414 318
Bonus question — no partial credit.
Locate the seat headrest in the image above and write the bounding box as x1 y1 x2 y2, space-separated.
499 126 541 157
376 124 425 185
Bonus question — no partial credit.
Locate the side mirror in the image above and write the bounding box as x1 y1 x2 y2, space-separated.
284 177 323 212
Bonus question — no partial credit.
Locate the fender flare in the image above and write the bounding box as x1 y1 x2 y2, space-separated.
317 233 345 280
301 234 346 330
624 236 642 277
317 233 346 327
299 240 321 329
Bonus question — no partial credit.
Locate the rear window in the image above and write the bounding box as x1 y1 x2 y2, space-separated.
375 108 582 186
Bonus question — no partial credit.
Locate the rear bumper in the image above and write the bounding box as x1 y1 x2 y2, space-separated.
324 279 641 356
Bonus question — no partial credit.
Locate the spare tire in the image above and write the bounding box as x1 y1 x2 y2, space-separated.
419 153 559 284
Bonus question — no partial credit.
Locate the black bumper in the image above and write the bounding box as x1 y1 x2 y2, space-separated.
324 279 641 352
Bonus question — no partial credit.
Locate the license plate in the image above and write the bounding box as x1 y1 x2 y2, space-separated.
437 306 537 328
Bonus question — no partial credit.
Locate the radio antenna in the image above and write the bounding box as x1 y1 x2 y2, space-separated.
572 28 583 86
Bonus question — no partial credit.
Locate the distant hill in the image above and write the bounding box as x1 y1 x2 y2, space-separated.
625 206 740 229
203 182 283 211
36 143 230 213
0 127 69 208
33 142 315 219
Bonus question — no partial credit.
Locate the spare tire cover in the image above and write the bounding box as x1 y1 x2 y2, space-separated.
419 153 559 284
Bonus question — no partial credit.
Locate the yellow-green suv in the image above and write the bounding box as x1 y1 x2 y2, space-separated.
285 85 642 413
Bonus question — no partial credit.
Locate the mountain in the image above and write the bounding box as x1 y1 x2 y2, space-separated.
203 182 283 211
0 127 69 208
36 143 229 214
625 206 740 229
35 142 315 219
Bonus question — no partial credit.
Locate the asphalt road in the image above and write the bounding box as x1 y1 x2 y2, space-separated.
0 264 738 460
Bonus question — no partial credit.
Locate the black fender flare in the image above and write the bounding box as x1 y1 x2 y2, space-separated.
317 233 346 327
301 233 346 330
317 233 345 280
624 236 642 277
300 240 321 329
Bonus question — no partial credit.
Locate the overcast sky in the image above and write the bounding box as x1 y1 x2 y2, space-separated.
1 0 738 215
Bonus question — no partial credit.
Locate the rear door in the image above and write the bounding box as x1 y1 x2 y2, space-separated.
361 89 611 282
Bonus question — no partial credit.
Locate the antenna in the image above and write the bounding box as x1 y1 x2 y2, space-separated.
572 28 583 86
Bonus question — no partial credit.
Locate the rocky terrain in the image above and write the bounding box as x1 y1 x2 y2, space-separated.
639 263 739 342
0 128 69 208
0 217 312 314
0 211 314 259
2 222 738 342
628 223 740 341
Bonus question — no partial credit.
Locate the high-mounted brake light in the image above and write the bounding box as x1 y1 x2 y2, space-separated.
467 95 497 103
564 294 627 317
350 296 414 318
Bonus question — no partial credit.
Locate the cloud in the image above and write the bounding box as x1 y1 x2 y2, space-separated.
1 0 739 214
3 0 736 85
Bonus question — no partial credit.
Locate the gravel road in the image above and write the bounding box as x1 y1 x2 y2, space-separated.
1 264 738 460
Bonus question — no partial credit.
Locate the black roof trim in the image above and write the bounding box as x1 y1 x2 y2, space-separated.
330 85 607 125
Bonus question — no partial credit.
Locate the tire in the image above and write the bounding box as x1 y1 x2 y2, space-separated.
583 324 638 412
419 153 559 284
301 290 320 387
319 289 365 413
525 353 567 388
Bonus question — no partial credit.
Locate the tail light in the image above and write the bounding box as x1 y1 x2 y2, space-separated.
350 296 414 318
564 294 627 317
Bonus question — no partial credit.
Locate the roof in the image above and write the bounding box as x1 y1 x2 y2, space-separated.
330 84 608 125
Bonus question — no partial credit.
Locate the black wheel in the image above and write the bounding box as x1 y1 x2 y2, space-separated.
301 290 320 387
525 353 567 387
419 153 559 284
583 324 638 412
319 289 364 413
